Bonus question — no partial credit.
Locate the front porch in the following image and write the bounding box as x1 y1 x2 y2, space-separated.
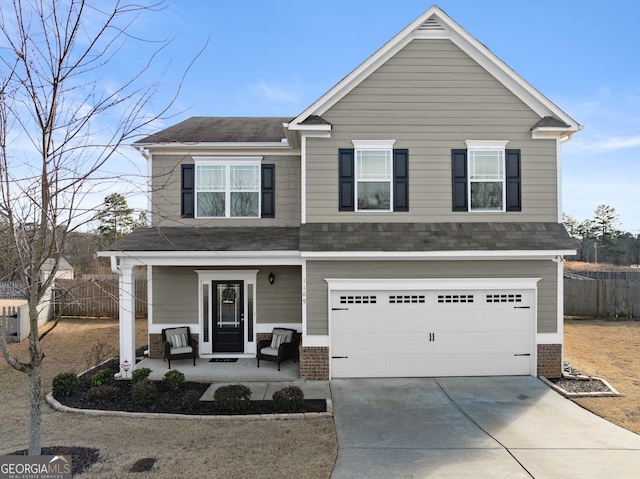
137 356 300 382
133 356 332 400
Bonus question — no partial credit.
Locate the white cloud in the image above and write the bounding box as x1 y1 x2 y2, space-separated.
254 80 301 104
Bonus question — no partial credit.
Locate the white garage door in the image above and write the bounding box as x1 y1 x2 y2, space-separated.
330 287 534 378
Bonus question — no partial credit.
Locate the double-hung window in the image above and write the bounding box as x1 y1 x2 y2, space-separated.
353 140 395 211
452 141 521 213
195 159 261 218
356 146 393 211
338 140 409 212
468 146 505 211
467 141 510 212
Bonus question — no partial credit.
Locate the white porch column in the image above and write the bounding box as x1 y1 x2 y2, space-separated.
116 263 137 377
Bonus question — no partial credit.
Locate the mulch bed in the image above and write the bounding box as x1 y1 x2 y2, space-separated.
54 359 326 416
43 360 325 475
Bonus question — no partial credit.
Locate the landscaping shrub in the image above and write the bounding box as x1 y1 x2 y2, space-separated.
272 385 305 413
214 384 251 414
51 371 78 397
163 370 185 391
90 367 113 387
131 368 152 383
131 379 157 406
181 389 201 411
87 385 119 401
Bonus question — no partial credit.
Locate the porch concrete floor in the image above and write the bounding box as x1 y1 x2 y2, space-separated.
135 357 330 401
137 356 300 383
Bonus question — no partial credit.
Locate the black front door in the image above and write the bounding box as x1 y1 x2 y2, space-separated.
212 281 244 352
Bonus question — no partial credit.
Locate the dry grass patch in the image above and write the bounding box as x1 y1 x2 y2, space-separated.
0 318 337 478
564 318 640 435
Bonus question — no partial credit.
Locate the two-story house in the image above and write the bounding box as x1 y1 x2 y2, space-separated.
101 5 579 380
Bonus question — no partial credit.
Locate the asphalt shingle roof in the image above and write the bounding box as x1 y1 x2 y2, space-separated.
106 227 300 252
532 116 571 129
106 223 573 253
134 117 292 144
299 222 574 252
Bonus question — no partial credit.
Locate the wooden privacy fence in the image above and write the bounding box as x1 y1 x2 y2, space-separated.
55 277 148 318
564 272 640 318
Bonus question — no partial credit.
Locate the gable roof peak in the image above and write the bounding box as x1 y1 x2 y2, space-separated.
289 5 580 138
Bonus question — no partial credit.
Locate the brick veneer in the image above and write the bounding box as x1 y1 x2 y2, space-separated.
537 343 562 378
299 345 330 380
149 332 199 360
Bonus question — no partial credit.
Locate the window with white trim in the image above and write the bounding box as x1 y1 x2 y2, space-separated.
467 140 508 212
353 140 396 211
195 159 261 218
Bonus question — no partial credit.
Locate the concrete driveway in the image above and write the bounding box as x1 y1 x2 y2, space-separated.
330 376 640 478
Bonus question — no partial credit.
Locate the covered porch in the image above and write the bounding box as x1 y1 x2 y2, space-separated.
137 356 300 382
97 226 304 379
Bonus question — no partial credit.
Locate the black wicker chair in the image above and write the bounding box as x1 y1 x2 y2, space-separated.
162 326 197 369
256 328 300 371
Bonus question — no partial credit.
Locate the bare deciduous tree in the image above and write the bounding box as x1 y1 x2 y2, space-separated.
0 0 199 454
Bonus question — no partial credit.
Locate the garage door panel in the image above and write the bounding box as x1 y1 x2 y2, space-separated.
330 286 535 378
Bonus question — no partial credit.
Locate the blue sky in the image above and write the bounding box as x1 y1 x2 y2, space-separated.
119 0 640 233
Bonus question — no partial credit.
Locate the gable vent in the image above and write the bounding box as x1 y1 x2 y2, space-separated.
417 17 446 32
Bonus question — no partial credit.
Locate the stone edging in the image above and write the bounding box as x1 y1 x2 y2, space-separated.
539 376 623 398
46 393 333 420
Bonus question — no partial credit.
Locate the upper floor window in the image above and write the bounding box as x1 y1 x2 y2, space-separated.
181 158 275 219
452 141 521 213
196 160 260 218
468 147 505 211
356 147 392 211
339 140 409 213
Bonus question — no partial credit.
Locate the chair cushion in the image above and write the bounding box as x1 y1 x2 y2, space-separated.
272 328 294 343
167 328 189 348
260 346 279 356
270 333 286 349
170 346 193 355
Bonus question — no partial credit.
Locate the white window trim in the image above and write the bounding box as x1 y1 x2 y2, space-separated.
465 140 509 213
193 157 263 219
352 140 396 213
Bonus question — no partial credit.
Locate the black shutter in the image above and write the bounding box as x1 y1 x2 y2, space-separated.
261 164 275 218
451 149 468 212
181 164 195 218
505 149 521 211
338 149 355 211
393 149 409 212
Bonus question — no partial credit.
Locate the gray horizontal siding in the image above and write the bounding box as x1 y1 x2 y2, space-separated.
305 260 558 335
151 154 301 227
256 266 302 324
306 39 558 223
152 267 199 325
151 266 302 326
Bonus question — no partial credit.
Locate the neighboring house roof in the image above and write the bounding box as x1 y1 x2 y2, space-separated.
299 222 575 252
105 223 572 253
105 227 300 252
289 5 581 138
134 117 292 145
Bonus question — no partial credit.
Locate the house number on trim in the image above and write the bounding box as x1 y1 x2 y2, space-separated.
429 333 436 341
